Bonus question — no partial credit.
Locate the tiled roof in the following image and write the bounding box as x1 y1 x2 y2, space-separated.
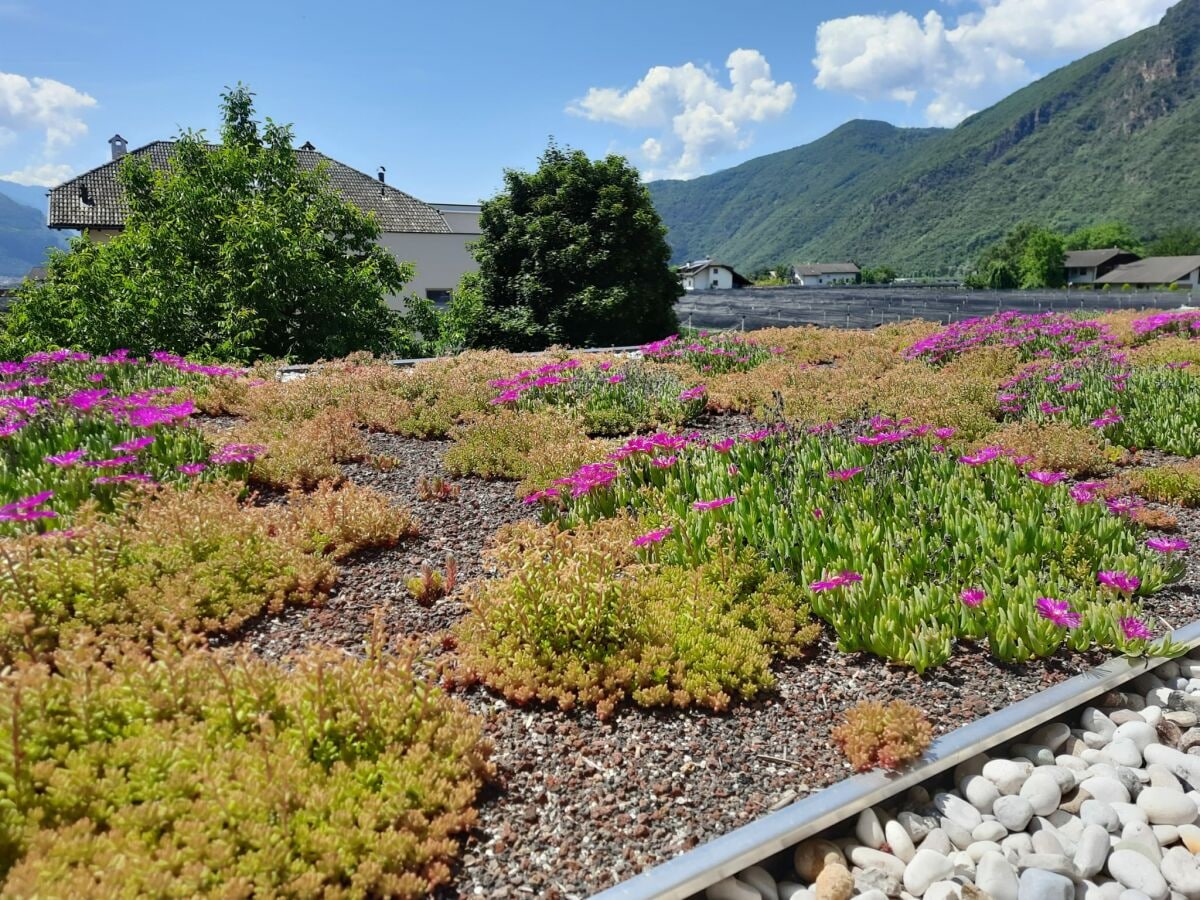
796 263 859 276
48 141 451 234
1095 256 1200 285
1064 248 1137 269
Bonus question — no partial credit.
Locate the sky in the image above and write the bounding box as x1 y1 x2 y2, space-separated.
0 0 1178 203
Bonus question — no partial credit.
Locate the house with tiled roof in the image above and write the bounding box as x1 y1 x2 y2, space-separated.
794 263 860 287
1095 256 1200 288
1064 248 1141 285
47 135 480 307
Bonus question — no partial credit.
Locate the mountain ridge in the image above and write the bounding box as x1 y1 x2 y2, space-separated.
648 0 1200 274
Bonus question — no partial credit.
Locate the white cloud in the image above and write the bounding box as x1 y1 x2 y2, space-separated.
569 49 795 179
812 0 1173 125
0 161 76 186
0 72 96 151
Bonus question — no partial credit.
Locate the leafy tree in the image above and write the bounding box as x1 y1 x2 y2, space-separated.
861 265 897 284
4 85 412 362
1019 227 1067 288
1064 221 1144 254
1147 226 1200 257
465 141 680 350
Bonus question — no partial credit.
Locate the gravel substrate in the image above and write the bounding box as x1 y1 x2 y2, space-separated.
225 420 1200 900
711 652 1200 900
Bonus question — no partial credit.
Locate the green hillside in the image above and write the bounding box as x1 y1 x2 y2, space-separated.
0 189 65 278
648 0 1200 275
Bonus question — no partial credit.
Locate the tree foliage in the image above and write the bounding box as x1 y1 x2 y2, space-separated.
4 86 412 363
1147 226 1200 257
465 142 680 350
1065 221 1144 254
966 222 1066 289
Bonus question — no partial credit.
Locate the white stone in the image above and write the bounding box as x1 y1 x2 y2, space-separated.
996 796 1038 832
1018 852 1082 880
951 850 975 879
1004 832 1035 857
1115 723 1161 754
899 811 932 843
1145 746 1200 788
1060 756 1091 772
1152 825 1180 846
987 759 1035 795
855 867 901 898
924 882 960 900
1142 707 1163 727
740 867 779 900
1083 778 1133 805
1178 824 1200 853
887 819 917 864
1112 803 1151 829
940 817 973 851
919 830 953 857
1149 766 1185 792
937 794 984 831
965 775 1002 815
1015 744 1059 766
1033 724 1074 752
1107 849 1170 900
707 877 762 900
1138 788 1198 826
1119 822 1164 864
856 892 888 900
1024 774 1066 816
975 821 1009 843
778 884 812 900
1161 846 1200 899
979 850 1020 900
968 840 1004 862
1082 801 1122 833
1075 824 1112 879
1083 709 1118 737
858 809 887 850
850 847 908 881
1034 829 1068 856
1020 868 1076 900
1108 740 1144 769
904 850 955 897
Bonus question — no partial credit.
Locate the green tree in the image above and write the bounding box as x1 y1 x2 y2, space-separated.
1064 221 1144 254
4 85 411 362
1019 227 1067 288
466 141 680 350
861 265 897 284
1147 226 1200 257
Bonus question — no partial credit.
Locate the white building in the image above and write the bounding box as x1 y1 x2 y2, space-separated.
677 259 749 291
48 136 480 309
794 263 860 286
1095 256 1200 289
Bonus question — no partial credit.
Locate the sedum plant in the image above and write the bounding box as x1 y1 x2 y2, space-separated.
832 699 933 771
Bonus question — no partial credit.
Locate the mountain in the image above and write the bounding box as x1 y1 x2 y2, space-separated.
648 0 1200 275
0 181 51 214
0 183 69 278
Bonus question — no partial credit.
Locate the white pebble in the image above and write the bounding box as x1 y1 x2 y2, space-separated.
1137 788 1199 826
741 866 779 900
1082 800 1121 833
978 850 1020 900
888 819 918 863
707 877 761 900
964 775 1001 815
850 846 908 880
1107 849 1170 900
987 759 1034 795
975 820 1009 843
858 808 887 849
1075 824 1113 879
1019 868 1075 900
904 849 955 897
1082 777 1132 805
1023 773 1064 816
1160 846 1200 899
924 882 961 900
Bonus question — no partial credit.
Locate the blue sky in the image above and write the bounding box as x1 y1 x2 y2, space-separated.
0 0 1176 203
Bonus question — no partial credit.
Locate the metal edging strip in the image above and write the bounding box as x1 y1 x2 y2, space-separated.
591 618 1200 900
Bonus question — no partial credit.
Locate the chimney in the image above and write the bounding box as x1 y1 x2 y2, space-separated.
108 134 127 161
299 140 316 151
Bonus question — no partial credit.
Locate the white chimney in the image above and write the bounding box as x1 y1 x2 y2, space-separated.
108 134 128 161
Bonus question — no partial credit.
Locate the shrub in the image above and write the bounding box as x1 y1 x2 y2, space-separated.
832 700 933 772
450 520 820 719
280 480 419 559
1128 462 1200 508
978 421 1112 477
416 475 460 502
0 637 491 896
0 482 335 664
226 407 368 489
443 409 609 495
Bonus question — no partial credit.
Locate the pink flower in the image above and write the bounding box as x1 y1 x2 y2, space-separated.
651 455 677 469
712 439 737 454
960 588 986 607
210 443 266 465
522 487 560 505
632 527 672 547
812 507 824 520
86 372 106 382
1090 408 1123 428
1069 481 1106 504
679 385 707 402
810 570 862 592
113 436 155 452
959 446 1006 466
1097 570 1140 594
1147 536 1189 552
1120 617 1153 641
1106 496 1143 517
0 491 56 523
727 463 739 476
692 496 736 511
1027 471 1067 486
1059 382 1082 393
83 455 138 469
1039 402 1067 414
1035 597 1081 629
607 374 626 384
827 466 864 481
598 362 613 371
44 449 86 467
934 427 956 440
176 463 207 476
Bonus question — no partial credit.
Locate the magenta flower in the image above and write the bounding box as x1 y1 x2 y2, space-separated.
176 463 207 476
960 588 986 607
827 466 864 481
1027 471 1067 486
598 362 613 371
1147 536 1190 553
651 455 677 469
44 449 86 467
210 443 266 465
1059 382 1082 393
679 385 707 402
692 496 736 511
63 389 110 412
607 374 626 384
739 428 772 443
0 491 56 523
959 446 1005 466
1106 496 1143 517
934 427 956 440
1097 570 1140 594
1119 617 1153 641
1035 597 1082 629
1090 408 1123 428
522 487 560 505
83 455 138 469
810 570 862 592
812 507 824 520
632 527 673 547
727 463 739 476
113 436 155 452
86 372 106 383
1039 402 1067 414
1069 481 1106 504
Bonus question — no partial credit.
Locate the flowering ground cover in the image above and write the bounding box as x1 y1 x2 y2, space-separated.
6 309 1200 897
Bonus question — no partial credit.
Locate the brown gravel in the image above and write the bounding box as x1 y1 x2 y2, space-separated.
226 419 1200 900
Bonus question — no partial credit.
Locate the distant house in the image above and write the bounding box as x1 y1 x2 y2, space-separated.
677 259 750 291
1064 248 1140 285
1095 256 1200 288
46 135 480 309
795 263 860 286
